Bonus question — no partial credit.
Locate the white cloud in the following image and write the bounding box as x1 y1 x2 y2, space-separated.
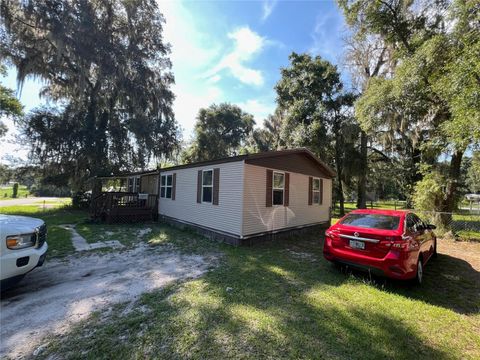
309 10 346 63
172 84 223 138
158 1 226 137
204 26 266 87
206 74 222 84
261 0 277 22
160 1 220 70
236 99 275 125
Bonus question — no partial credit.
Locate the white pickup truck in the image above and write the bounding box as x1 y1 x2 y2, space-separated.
0 215 48 290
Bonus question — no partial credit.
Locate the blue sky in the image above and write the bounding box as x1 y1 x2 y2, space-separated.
0 0 348 162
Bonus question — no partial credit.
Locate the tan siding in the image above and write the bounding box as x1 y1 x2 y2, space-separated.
140 174 159 194
159 161 244 236
242 163 332 236
245 153 333 178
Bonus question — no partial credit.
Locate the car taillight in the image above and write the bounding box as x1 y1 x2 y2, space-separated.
391 241 409 250
384 235 416 251
325 230 340 239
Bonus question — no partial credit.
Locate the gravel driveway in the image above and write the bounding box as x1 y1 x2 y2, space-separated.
0 245 216 359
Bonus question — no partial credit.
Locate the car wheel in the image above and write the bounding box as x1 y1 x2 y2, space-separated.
414 258 424 285
433 239 438 258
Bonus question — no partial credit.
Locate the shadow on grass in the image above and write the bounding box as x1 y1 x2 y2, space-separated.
318 239 480 315
41 232 476 359
384 252 480 315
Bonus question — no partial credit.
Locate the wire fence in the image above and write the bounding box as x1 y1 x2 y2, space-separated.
414 210 480 241
332 200 480 241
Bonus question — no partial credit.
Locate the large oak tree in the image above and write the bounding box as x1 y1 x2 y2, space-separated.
182 103 255 163
339 0 480 215
275 52 357 215
0 0 179 190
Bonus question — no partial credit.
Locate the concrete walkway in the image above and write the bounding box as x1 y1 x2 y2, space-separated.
59 224 124 251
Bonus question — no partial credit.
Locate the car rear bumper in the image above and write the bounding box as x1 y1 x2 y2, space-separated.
323 243 417 280
0 242 48 282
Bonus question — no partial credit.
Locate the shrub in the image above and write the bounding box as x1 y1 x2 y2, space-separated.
71 191 91 209
31 184 71 197
413 171 445 211
12 183 18 198
413 171 453 234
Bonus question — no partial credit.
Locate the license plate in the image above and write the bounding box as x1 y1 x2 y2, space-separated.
349 240 365 250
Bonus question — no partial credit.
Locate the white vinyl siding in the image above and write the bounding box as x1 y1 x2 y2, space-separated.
159 161 244 236
242 163 332 236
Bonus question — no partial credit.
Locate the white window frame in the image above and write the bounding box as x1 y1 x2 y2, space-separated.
312 177 321 205
127 177 140 193
135 177 140 193
272 171 285 206
160 174 173 199
202 169 213 203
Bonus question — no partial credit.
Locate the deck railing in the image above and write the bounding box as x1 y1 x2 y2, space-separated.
91 192 158 223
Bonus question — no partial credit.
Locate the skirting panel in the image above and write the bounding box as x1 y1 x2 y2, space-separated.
160 215 329 246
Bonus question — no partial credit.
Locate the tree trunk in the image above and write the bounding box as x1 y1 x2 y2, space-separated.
337 177 345 216
405 144 423 208
356 130 368 209
335 132 345 216
439 149 464 228
85 82 102 179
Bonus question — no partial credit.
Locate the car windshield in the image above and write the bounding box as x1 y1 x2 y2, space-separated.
340 213 401 230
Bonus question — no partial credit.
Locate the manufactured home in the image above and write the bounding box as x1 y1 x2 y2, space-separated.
158 148 335 245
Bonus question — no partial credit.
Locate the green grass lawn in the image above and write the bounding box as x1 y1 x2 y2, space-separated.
33 198 72 205
41 230 479 359
0 205 88 257
2 206 479 359
2 206 480 359
0 185 30 199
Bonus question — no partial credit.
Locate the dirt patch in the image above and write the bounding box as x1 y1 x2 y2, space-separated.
0 245 217 359
438 239 480 271
286 249 317 261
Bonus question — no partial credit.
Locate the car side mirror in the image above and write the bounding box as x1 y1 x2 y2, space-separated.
426 224 436 230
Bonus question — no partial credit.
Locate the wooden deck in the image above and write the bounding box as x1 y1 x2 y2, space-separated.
90 192 158 223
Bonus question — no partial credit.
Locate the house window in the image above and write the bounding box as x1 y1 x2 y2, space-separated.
272 172 284 205
312 178 321 204
160 174 173 198
128 177 140 193
202 170 213 203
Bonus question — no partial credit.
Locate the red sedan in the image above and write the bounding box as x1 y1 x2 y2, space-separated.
323 209 437 284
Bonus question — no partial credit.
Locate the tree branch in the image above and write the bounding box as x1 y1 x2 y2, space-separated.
367 146 392 162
